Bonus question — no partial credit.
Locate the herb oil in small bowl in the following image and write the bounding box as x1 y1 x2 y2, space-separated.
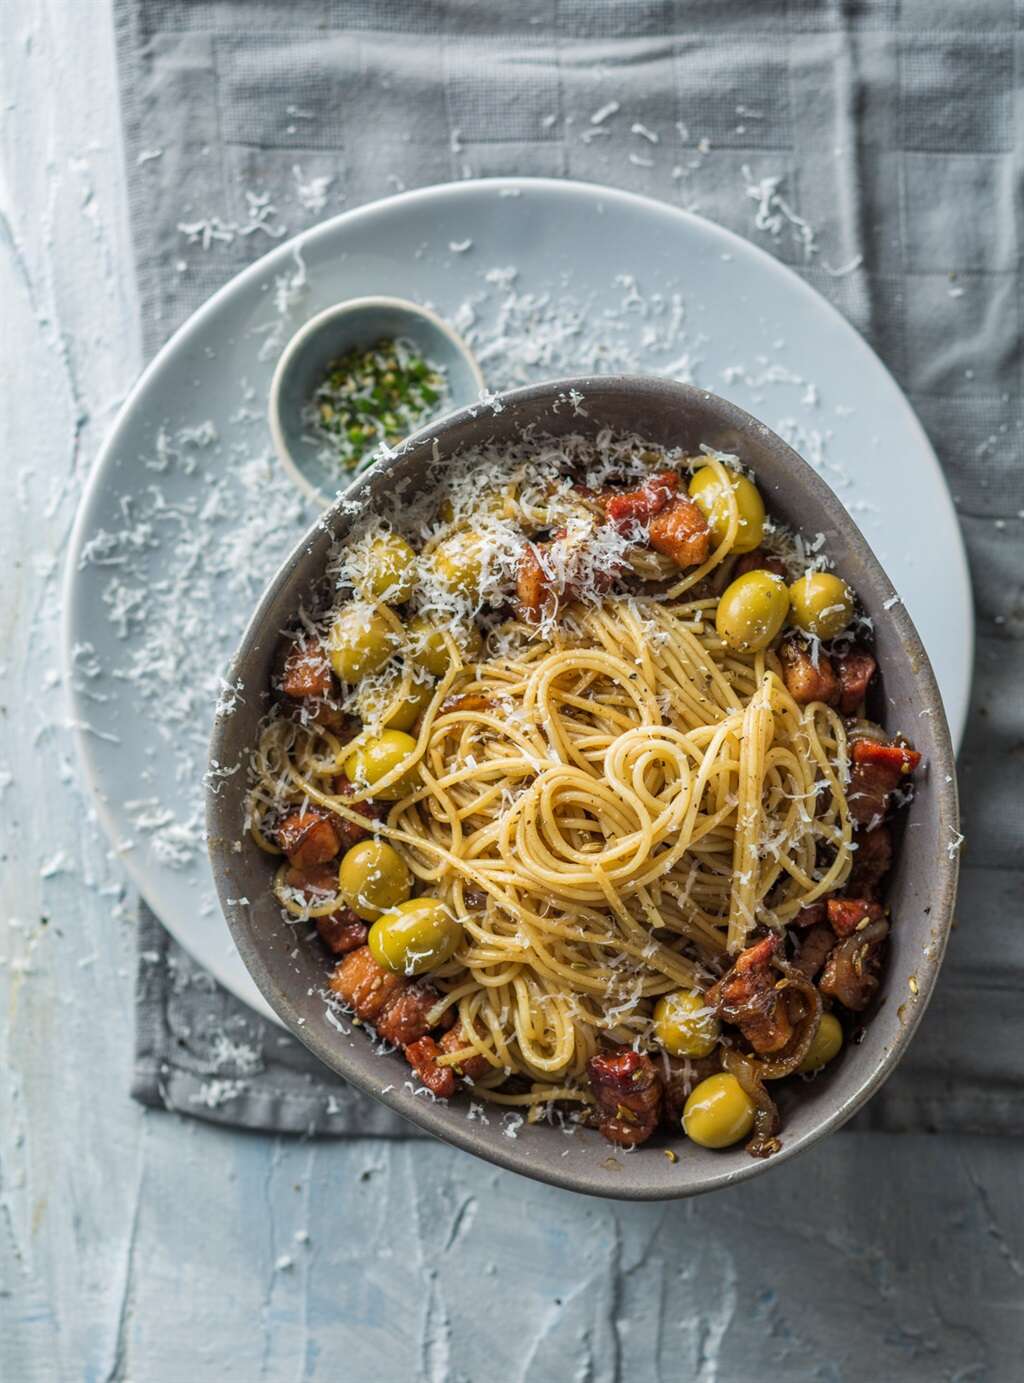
269 296 484 505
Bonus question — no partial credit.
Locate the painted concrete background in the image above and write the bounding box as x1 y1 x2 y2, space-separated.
2 2 1022 1380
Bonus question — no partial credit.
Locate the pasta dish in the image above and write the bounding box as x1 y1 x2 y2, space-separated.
247 432 921 1157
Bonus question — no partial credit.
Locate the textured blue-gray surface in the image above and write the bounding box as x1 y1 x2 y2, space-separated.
116 0 1022 1141
4 2 1024 1380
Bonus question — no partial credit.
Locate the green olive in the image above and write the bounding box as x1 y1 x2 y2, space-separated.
716 570 790 652
682 1073 756 1149
343 730 420 800
327 604 396 683
797 1012 844 1073
432 532 484 596
653 990 720 1058
354 671 434 732
355 534 417 603
788 572 854 641
407 615 482 678
368 897 464 975
689 465 765 554
338 839 411 921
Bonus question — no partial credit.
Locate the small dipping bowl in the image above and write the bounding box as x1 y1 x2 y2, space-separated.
268 295 485 504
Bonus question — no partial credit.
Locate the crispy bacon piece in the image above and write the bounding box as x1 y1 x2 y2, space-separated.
647 496 712 569
277 809 342 869
515 543 555 624
603 470 679 530
282 640 333 699
315 910 368 955
587 1050 663 1147
847 824 893 898
328 945 443 1050
733 549 788 579
827 898 886 938
328 946 405 1022
284 860 339 907
331 774 378 850
848 737 922 828
376 983 442 1046
439 1022 491 1080
791 923 836 981
792 901 828 929
708 934 794 1054
404 1036 457 1098
819 920 889 1011
779 640 839 707
835 649 877 716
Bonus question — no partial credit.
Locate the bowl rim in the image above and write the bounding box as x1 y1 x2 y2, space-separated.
267 293 486 503
209 373 960 1200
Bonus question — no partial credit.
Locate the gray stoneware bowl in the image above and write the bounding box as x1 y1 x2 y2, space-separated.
207 376 960 1200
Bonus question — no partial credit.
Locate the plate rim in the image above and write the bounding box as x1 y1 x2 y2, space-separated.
62 174 973 1019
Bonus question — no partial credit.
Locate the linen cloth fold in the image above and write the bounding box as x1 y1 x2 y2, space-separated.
118 0 1022 1137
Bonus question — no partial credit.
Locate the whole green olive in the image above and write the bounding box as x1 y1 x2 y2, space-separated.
368 897 464 975
355 534 417 603
682 1073 756 1149
653 989 720 1058
406 615 481 678
788 571 854 640
797 1011 844 1073
688 465 765 554
343 730 419 800
355 671 434 732
338 839 412 921
716 570 790 652
432 532 484 596
327 604 395 683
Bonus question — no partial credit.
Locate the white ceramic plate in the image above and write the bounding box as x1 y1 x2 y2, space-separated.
64 177 972 1020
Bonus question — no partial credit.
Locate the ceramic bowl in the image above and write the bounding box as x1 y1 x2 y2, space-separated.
268 295 484 504
208 376 960 1200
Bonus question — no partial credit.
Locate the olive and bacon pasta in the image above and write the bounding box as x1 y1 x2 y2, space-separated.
247 433 922 1159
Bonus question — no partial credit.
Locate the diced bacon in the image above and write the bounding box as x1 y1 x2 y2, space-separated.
315 910 368 955
848 737 922 828
835 649 877 716
331 774 378 850
847 824 893 898
791 923 836 981
603 470 679 530
284 861 339 909
328 946 405 1022
851 739 922 775
587 1050 663 1147
376 983 442 1046
779 640 839 707
277 809 342 869
792 900 827 928
282 640 333 699
733 549 788 579
647 496 712 569
819 920 889 1012
515 544 555 623
439 1022 491 1080
708 934 793 1055
404 1036 457 1098
827 898 886 938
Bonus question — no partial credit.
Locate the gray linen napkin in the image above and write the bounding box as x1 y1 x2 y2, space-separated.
119 0 1022 1136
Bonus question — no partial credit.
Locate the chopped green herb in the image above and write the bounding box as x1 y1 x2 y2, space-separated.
303 336 450 473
